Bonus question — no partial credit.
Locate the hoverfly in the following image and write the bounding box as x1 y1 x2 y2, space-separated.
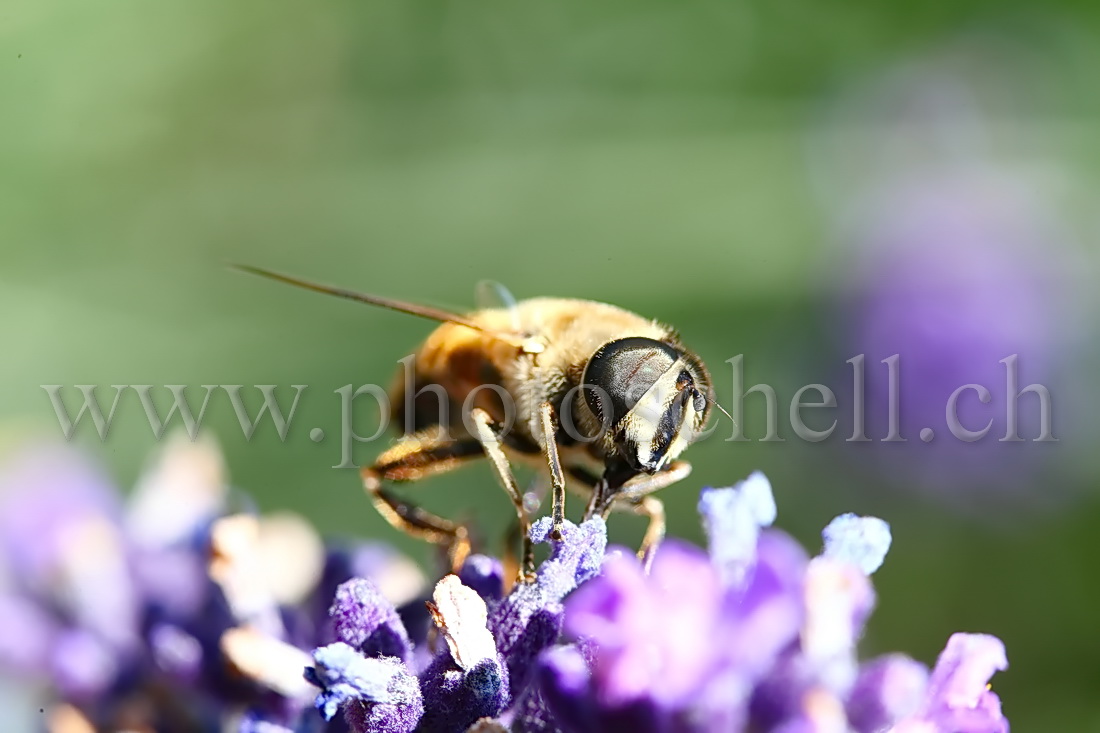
235 266 720 580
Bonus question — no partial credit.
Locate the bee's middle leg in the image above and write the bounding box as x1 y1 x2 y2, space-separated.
361 427 483 571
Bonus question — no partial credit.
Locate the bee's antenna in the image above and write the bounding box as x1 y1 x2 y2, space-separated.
232 264 482 331
707 395 736 424
230 263 544 352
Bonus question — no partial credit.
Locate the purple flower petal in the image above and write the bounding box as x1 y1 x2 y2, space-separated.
490 517 606 706
131 547 212 619
331 578 412 662
305 642 422 733
821 514 892 575
564 541 724 711
0 448 142 654
749 556 874 727
149 623 204 684
459 555 505 602
800 558 875 684
418 655 508 733
912 633 1009 733
699 472 777 586
554 525 815 731
0 447 121 583
721 530 807 678
846 654 929 733
537 644 595 732
0 593 58 675
49 628 119 701
925 633 1008 710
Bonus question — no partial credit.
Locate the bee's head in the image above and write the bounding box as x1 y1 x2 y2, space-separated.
582 336 712 474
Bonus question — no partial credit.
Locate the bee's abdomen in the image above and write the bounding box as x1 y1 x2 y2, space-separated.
389 325 511 434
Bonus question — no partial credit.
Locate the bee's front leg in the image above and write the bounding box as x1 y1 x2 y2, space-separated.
618 460 693 500
536 402 567 541
611 461 693 572
624 495 665 573
469 408 535 584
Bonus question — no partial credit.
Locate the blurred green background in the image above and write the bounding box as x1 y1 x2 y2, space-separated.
4 1 1099 729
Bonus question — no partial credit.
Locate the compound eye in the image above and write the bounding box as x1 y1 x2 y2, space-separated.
582 337 681 426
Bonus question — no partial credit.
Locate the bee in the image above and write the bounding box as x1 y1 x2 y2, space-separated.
235 266 721 579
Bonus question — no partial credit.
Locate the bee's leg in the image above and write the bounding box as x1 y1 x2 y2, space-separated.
500 519 523 592
469 408 535 584
499 473 550 589
536 402 567 541
586 465 633 521
361 427 483 571
615 494 666 573
583 482 606 521
618 460 692 501
596 459 691 517
603 460 691 571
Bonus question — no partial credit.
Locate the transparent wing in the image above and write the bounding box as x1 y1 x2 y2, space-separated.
475 280 523 333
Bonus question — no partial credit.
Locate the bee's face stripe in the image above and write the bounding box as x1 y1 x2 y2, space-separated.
621 358 702 472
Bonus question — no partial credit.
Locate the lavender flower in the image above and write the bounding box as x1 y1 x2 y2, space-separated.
331 578 413 662
306 643 422 732
821 514 892 575
535 474 1009 733
302 518 608 733
459 555 505 603
698 471 777 585
490 516 606 695
891 633 1009 733
846 654 929 732
0 439 1009 733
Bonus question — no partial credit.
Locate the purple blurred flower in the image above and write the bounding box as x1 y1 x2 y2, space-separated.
0 446 122 581
0 593 58 675
0 439 417 731
839 172 1070 502
891 633 1009 733
821 514 891 575
0 447 142 657
148 622 204 684
846 654 929 732
814 71 1084 508
544 540 760 731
